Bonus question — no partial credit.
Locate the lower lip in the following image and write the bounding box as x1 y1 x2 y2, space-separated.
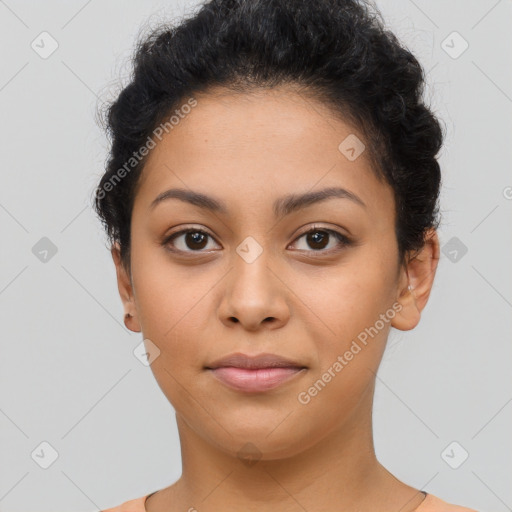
208 367 305 393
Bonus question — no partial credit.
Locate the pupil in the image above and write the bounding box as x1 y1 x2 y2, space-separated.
187 231 207 250
308 231 328 250
183 231 330 251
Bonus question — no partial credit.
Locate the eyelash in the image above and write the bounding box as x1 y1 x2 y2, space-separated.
162 225 352 257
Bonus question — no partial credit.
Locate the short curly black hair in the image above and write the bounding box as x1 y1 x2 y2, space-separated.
93 0 444 271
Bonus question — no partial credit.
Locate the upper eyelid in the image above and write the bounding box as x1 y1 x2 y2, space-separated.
289 227 350 250
166 226 218 242
165 225 348 251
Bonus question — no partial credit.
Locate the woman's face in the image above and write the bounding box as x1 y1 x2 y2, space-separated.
114 86 434 460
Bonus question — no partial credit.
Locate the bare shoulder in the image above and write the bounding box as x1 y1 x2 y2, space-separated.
418 494 479 512
101 494 148 512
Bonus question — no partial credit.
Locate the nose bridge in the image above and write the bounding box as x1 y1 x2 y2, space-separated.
218 234 289 329
232 235 275 303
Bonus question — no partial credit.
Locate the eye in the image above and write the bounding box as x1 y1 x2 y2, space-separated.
289 226 352 254
163 228 220 254
162 225 352 256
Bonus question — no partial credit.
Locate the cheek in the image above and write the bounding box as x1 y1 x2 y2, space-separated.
292 263 394 427
294 250 399 412
130 257 214 410
134 265 213 349
129 240 208 345
297 253 396 344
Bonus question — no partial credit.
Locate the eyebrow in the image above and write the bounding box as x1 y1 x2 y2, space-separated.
149 186 366 217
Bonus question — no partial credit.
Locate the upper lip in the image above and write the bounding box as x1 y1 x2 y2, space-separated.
205 352 306 370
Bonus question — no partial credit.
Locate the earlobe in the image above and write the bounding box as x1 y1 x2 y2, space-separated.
391 228 440 332
111 243 142 333
123 312 140 332
391 284 420 331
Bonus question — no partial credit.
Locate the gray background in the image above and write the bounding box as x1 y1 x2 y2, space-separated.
0 1 511 511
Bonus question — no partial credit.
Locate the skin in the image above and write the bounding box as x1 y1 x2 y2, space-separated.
111 85 440 512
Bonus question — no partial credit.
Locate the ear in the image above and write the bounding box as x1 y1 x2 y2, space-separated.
111 243 141 333
391 228 440 331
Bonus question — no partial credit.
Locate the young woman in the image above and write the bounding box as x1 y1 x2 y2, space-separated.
94 0 477 510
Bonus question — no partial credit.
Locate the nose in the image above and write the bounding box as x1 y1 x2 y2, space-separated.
217 248 291 332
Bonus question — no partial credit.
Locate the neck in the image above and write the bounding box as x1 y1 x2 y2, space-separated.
148 386 424 512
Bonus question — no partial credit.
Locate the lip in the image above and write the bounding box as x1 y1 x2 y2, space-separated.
206 352 306 370
205 352 307 393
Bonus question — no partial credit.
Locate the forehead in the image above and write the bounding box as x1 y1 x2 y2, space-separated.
134 86 395 223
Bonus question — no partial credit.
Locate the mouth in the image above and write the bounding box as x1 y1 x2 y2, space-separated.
205 352 307 393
